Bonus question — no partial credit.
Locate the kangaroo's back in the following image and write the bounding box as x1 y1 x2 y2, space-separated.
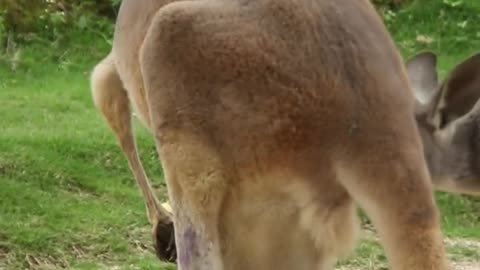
136 0 417 167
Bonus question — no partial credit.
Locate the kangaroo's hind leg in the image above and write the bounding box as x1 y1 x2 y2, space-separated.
336 132 450 270
90 52 176 262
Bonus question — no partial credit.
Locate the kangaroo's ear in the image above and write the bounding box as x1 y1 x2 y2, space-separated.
428 52 480 129
405 51 439 108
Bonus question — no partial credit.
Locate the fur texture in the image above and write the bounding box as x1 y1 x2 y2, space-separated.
90 0 455 269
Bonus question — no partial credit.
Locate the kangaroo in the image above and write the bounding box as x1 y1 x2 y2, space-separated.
406 51 480 196
159 51 480 213
90 0 452 269
153 51 480 265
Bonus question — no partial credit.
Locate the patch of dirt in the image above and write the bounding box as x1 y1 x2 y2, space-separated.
71 244 88 259
0 245 9 256
126 224 154 255
0 233 10 267
338 263 480 270
24 254 69 270
0 245 9 267
0 158 17 176
348 227 480 270
452 262 480 270
54 172 101 198
446 238 480 250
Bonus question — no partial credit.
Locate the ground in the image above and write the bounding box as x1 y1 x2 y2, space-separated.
1 1 479 269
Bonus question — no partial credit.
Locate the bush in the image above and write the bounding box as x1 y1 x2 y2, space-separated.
0 0 119 46
0 0 408 47
1 0 478 73
0 0 120 71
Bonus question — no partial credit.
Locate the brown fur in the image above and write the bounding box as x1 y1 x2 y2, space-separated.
90 0 452 269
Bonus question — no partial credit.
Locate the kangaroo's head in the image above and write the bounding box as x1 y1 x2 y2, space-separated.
406 51 480 195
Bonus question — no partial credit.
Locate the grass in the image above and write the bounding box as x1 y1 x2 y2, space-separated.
1 0 479 269
0 61 173 269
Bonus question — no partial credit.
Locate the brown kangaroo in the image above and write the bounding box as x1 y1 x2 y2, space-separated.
159 51 480 212
90 0 453 269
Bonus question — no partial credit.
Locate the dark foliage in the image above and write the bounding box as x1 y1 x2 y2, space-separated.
0 0 407 46
0 0 119 46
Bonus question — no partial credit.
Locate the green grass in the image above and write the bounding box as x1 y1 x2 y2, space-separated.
1 0 479 269
0 63 174 269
